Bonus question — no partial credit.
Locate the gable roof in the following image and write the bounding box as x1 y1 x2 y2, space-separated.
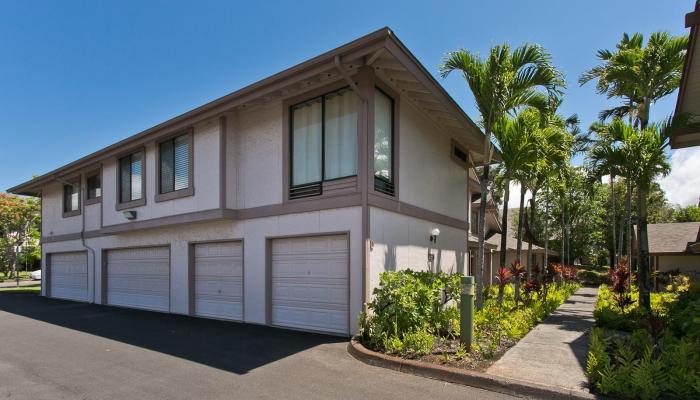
636 222 700 254
8 27 496 196
485 225 556 255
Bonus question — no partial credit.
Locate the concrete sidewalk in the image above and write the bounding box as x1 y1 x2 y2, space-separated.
487 286 598 395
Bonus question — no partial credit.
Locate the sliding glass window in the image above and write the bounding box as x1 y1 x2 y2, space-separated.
290 88 357 196
374 88 394 195
119 152 144 203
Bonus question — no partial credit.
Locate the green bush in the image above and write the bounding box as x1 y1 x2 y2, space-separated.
360 270 459 354
588 283 700 399
360 269 580 359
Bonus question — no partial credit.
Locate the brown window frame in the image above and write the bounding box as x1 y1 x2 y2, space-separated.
286 85 360 200
116 148 146 211
371 83 399 198
450 139 469 169
155 128 194 203
62 178 81 218
84 169 102 205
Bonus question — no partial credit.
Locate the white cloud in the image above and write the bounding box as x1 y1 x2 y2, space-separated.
658 147 700 207
507 181 531 209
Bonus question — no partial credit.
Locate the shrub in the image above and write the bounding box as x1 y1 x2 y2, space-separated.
577 269 606 286
360 270 459 353
588 285 700 399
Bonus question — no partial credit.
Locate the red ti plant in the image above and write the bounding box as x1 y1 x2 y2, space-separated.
608 257 632 310
510 260 526 305
495 267 513 306
523 279 541 301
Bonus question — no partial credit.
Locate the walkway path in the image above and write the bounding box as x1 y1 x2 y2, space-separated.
487 286 598 394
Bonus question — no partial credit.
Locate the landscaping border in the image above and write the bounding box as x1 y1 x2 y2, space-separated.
348 337 599 400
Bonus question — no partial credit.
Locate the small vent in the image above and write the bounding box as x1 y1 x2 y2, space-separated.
374 176 395 196
289 182 322 199
453 145 467 163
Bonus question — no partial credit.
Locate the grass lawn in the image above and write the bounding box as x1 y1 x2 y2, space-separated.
0 284 41 294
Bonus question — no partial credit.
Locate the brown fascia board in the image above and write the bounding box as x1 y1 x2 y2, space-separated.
8 27 490 195
673 3 699 149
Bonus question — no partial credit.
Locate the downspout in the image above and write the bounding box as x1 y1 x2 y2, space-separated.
55 175 97 304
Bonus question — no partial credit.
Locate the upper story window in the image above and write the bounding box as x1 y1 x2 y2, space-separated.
374 88 394 196
290 87 358 199
451 140 468 168
158 133 191 196
118 151 144 208
62 182 80 217
86 173 101 202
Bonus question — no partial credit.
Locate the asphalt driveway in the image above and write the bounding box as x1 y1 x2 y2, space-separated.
0 293 519 400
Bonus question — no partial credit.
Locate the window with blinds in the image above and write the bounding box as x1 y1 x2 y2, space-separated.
87 174 101 200
159 134 190 194
119 151 144 203
63 183 80 213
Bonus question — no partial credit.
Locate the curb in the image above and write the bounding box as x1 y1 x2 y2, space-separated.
348 338 599 400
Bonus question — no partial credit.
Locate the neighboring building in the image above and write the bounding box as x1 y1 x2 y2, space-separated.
673 1 700 148
488 223 554 282
633 222 700 276
466 190 500 285
7 28 493 336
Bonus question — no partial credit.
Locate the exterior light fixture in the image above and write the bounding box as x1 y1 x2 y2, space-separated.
429 227 440 243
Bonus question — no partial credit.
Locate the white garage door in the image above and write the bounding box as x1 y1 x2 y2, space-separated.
106 247 170 312
49 252 88 302
271 235 349 335
194 241 243 320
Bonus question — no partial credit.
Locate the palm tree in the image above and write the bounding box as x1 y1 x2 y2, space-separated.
579 32 687 130
440 44 563 308
586 124 626 268
493 112 538 269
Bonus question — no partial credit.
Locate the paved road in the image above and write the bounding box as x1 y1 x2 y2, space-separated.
0 293 520 400
487 287 598 394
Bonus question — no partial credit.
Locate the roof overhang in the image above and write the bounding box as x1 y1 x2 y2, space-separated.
8 27 495 196
673 2 700 149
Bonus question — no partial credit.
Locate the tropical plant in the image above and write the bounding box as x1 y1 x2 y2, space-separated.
509 260 526 303
579 32 688 130
440 44 563 308
495 267 513 305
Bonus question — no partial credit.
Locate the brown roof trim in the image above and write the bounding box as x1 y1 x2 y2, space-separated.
674 2 700 144
9 27 490 196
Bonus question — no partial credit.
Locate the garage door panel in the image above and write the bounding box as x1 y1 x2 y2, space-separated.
271 305 347 334
50 252 88 302
106 247 170 312
194 242 243 321
271 235 348 335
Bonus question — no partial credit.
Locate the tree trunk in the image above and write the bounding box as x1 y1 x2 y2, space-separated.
543 186 549 283
527 191 538 280
626 179 633 288
610 174 617 269
475 164 490 310
499 179 510 269
637 188 651 310
515 186 526 301
561 200 566 265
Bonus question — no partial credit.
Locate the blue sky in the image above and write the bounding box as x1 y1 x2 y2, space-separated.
1 1 695 204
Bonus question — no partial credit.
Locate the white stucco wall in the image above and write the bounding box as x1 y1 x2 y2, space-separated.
41 206 364 334
398 98 469 221
369 207 467 291
41 182 83 237
657 254 700 274
231 101 284 209
102 119 221 227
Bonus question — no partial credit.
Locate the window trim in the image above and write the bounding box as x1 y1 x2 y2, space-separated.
155 128 194 203
370 80 400 198
283 81 361 202
84 168 102 205
115 147 147 211
61 177 81 218
450 139 469 169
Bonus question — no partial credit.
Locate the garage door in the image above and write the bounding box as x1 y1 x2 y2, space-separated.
271 235 348 335
106 247 170 312
193 241 243 320
49 252 88 302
